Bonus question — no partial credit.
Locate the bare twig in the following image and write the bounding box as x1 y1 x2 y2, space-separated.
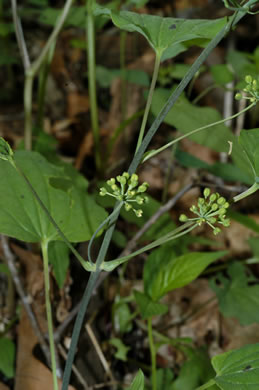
0 235 50 365
58 343 90 390
85 323 115 383
11 0 30 70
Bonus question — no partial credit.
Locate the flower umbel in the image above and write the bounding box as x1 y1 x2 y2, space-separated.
179 188 230 235
100 172 149 217
235 75 259 104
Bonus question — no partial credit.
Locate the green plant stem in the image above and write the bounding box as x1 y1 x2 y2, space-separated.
147 317 157 390
62 204 121 390
36 41 56 131
142 101 256 163
120 30 127 122
135 52 161 153
192 83 217 105
41 239 58 390
195 379 216 390
233 181 259 202
87 0 101 172
24 71 33 150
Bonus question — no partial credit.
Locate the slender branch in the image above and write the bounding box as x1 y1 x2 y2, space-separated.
11 0 30 70
135 52 161 153
0 235 50 365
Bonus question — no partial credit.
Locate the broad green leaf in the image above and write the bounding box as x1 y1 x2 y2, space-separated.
0 337 15 378
127 370 145 390
48 241 69 288
0 151 107 243
94 6 226 59
109 338 130 361
212 343 259 390
210 263 259 325
239 129 259 180
134 290 168 319
150 88 234 152
172 348 218 390
144 247 227 301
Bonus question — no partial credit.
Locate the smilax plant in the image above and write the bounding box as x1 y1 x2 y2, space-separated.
1 1 259 390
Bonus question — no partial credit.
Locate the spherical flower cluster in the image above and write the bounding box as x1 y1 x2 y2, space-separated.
179 188 230 235
99 172 149 217
235 75 259 104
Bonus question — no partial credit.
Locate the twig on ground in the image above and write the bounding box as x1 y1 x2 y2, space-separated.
85 323 115 384
0 235 50 365
58 343 90 390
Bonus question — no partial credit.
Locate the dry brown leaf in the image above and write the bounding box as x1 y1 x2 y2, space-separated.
74 131 93 170
67 93 89 118
15 309 76 390
0 383 10 390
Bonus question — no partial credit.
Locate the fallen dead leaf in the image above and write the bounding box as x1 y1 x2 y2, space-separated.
67 92 89 118
0 383 10 390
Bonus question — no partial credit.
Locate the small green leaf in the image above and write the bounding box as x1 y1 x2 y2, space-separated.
134 290 168 319
94 6 226 59
212 343 259 390
144 247 227 301
109 338 130 361
127 369 145 390
210 262 259 325
48 241 69 288
0 337 15 378
156 368 174 390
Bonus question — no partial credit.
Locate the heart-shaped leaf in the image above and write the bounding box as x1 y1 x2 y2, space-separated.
134 290 168 319
210 262 259 326
0 150 107 243
144 246 227 301
212 343 259 390
94 6 226 60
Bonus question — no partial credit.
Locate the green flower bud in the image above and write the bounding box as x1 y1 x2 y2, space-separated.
107 178 115 187
211 203 218 211
217 197 226 205
111 184 119 192
123 172 130 179
136 196 144 205
99 187 107 196
203 188 210 198
0 138 13 162
190 205 198 213
208 217 216 224
127 190 136 198
213 227 221 235
245 75 252 84
124 202 132 211
117 175 127 185
179 214 188 222
218 207 226 215
221 218 230 227
134 209 143 218
209 194 217 203
235 93 242 100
